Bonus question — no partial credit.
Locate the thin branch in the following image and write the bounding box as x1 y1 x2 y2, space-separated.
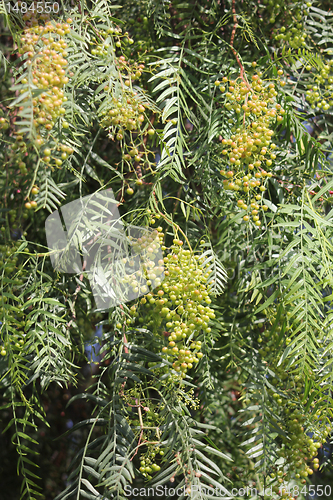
230 0 251 90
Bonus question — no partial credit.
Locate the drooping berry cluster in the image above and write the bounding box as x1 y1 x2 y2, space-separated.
89 25 153 140
216 72 285 225
305 58 333 110
99 92 147 139
97 51 157 141
254 322 331 494
0 242 31 357
121 387 164 481
261 1 311 50
17 21 71 136
268 383 331 494
90 26 134 56
274 23 307 50
138 446 163 480
126 236 214 378
274 403 328 482
118 228 165 299
90 26 160 179
259 0 310 29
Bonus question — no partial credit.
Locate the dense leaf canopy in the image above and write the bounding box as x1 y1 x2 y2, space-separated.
1 0 333 499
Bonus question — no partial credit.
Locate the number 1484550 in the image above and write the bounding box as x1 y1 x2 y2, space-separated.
6 2 60 13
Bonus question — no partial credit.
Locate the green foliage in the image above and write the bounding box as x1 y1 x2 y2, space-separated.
2 0 333 498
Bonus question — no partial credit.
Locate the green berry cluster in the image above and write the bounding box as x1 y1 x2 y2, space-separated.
127 237 214 378
263 1 311 49
0 242 23 276
268 395 330 495
90 26 134 57
254 320 331 495
0 327 25 358
99 92 147 139
97 54 160 143
305 58 333 110
125 16 164 60
138 447 163 480
0 243 30 357
274 23 307 50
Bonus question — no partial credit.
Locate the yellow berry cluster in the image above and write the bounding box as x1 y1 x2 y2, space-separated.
97 54 156 141
20 0 52 25
23 185 39 210
216 72 285 225
10 20 75 173
17 21 70 134
89 26 151 139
